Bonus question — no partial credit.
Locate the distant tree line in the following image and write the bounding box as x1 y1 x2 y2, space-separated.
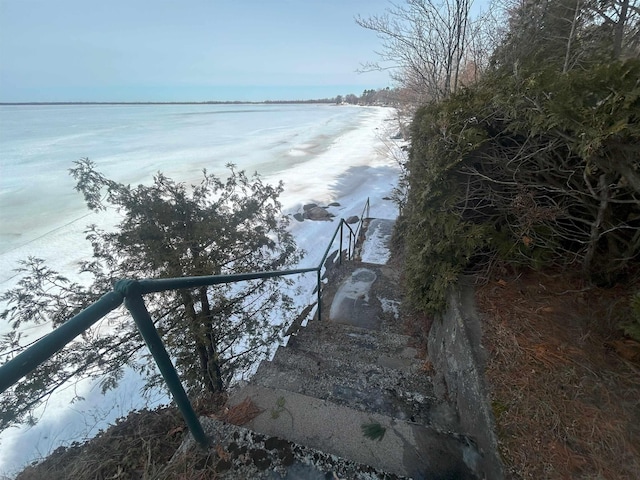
333 87 398 106
2 93 399 107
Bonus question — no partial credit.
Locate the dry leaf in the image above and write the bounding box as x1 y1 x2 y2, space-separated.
607 339 640 363
420 361 433 373
216 443 230 462
220 397 263 425
167 426 185 436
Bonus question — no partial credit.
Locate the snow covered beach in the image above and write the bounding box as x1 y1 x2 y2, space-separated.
0 104 403 475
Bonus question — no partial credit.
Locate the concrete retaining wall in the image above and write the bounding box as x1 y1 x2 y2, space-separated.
427 279 504 480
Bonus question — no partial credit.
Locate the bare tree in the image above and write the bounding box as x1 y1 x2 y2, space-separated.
493 0 639 71
589 0 640 58
461 7 505 84
356 0 478 102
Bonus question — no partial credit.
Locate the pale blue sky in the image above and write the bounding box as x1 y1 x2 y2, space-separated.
0 0 395 102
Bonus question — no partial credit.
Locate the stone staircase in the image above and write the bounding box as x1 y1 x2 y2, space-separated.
253 315 438 427
216 219 485 479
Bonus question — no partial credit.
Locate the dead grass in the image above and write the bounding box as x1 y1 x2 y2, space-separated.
476 270 640 479
15 393 228 480
15 406 185 480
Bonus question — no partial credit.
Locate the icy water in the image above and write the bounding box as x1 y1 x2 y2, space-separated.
2 104 377 261
0 103 401 475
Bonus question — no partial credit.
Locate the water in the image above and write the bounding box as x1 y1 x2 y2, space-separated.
1 104 365 255
0 103 402 475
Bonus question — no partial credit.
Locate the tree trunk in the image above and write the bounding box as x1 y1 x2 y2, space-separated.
181 290 223 393
583 173 610 273
199 286 224 392
563 0 581 73
613 0 630 59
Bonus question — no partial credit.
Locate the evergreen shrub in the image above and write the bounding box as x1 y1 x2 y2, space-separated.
401 60 640 313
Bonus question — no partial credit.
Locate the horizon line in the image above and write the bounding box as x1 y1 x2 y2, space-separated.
0 99 348 106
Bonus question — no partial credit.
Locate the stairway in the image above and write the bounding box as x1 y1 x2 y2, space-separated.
222 220 484 479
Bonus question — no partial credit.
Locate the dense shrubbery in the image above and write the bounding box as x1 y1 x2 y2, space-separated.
400 60 640 313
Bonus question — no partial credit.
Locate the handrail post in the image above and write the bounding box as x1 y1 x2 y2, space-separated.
339 221 343 265
317 269 322 322
120 282 210 448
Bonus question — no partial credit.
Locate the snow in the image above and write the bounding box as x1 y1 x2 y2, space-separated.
360 220 393 265
379 298 400 320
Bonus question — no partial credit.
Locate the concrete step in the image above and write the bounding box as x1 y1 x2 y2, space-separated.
253 348 440 425
228 383 481 480
271 344 432 395
178 415 409 479
286 320 420 370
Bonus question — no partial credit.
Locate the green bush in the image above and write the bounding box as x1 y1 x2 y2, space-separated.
401 60 640 313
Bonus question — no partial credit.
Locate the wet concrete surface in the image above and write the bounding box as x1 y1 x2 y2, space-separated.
329 267 380 329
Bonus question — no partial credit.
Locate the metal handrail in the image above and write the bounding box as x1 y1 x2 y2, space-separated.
352 197 371 257
0 198 370 448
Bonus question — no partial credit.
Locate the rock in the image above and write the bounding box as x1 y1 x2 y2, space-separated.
328 202 341 207
346 215 359 224
250 448 271 470
304 206 335 221
293 212 304 222
303 203 318 211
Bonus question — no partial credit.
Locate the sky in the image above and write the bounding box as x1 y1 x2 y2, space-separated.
0 0 395 102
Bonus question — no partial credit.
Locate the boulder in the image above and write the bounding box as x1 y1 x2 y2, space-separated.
346 215 359 225
303 207 335 221
303 203 318 211
293 212 304 222
328 202 341 207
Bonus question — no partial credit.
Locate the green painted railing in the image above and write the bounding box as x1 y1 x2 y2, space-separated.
0 200 370 448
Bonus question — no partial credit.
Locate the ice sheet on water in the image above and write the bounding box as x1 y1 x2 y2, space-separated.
0 104 370 256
